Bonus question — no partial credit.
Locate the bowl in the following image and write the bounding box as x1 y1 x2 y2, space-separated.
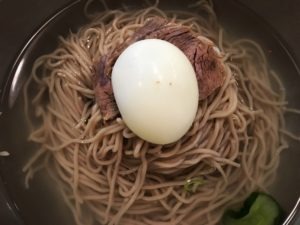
0 0 299 224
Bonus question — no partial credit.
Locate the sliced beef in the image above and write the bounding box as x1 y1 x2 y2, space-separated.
94 17 226 121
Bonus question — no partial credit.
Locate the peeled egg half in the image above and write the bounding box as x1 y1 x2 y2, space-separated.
112 39 199 144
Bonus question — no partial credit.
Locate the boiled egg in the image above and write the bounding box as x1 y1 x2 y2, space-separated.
112 39 199 145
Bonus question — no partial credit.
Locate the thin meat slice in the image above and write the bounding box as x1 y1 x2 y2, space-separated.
94 17 226 121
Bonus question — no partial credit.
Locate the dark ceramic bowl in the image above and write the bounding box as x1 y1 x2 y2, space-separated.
0 1 299 225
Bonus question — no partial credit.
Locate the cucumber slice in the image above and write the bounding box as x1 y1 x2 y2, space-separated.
223 192 284 225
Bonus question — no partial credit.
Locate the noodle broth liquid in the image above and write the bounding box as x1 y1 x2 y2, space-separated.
0 1 300 225
214 0 300 213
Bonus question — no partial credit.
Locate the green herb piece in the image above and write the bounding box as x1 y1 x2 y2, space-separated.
184 177 205 193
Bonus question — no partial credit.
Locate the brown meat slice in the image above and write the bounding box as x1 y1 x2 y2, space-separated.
94 17 226 121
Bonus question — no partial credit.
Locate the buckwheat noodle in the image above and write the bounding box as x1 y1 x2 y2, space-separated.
23 1 289 224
